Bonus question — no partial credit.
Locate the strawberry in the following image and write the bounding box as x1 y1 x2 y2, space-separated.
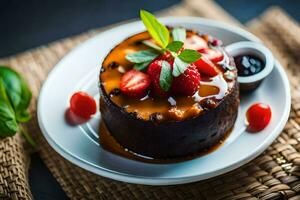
172 64 201 96
70 92 97 119
198 48 224 63
184 35 208 50
194 56 219 77
147 60 170 97
120 70 151 98
157 51 172 61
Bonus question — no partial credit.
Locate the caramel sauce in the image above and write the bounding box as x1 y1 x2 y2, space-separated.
99 120 232 163
100 31 232 121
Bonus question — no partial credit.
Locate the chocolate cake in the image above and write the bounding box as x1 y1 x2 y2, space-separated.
99 30 239 159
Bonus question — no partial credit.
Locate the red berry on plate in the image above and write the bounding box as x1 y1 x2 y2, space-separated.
147 60 171 97
198 48 224 63
172 64 201 96
246 103 272 132
194 56 219 77
70 92 97 119
120 69 151 98
184 35 208 50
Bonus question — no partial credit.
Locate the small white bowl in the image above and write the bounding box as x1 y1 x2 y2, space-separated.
225 41 274 92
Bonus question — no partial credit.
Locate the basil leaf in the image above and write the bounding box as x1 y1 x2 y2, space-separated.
166 41 183 52
134 61 151 71
159 61 173 91
178 49 201 63
142 40 163 52
0 77 18 137
0 66 32 112
16 110 31 123
172 27 186 42
125 50 158 63
172 57 189 77
140 10 169 48
19 78 32 111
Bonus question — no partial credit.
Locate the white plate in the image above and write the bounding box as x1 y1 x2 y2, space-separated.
38 17 291 185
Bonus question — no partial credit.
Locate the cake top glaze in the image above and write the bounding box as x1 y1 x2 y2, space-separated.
100 10 237 122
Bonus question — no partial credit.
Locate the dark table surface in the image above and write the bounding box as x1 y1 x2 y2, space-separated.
1 0 299 199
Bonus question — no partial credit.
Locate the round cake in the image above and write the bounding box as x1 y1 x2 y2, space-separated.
99 29 239 159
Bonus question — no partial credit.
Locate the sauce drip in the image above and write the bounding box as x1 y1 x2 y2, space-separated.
193 74 228 102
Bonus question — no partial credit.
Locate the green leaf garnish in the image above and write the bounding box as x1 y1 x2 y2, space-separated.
178 49 201 63
172 49 201 77
142 40 163 52
133 61 151 71
140 10 169 48
172 57 189 77
125 50 158 63
172 28 186 42
159 61 173 91
126 11 203 78
166 41 183 52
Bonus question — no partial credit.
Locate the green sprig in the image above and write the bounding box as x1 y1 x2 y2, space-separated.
140 10 170 48
125 10 202 92
159 61 173 91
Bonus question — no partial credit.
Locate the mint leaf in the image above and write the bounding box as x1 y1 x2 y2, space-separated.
142 40 163 52
125 50 158 63
172 28 186 42
172 57 189 77
134 61 151 71
178 49 201 63
166 41 183 52
140 10 169 48
159 61 173 91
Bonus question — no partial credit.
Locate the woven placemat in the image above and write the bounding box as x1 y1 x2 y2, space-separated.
0 0 300 199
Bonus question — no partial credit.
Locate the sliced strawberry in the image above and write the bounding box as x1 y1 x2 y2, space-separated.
172 64 201 96
194 57 219 77
184 35 208 50
120 70 151 98
198 48 224 63
147 60 171 97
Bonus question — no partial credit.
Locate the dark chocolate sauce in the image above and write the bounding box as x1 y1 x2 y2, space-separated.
234 55 264 77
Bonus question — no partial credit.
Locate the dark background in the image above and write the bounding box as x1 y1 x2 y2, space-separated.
0 0 300 58
0 0 299 199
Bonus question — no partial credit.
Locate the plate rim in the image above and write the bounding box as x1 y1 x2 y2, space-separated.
37 16 291 185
